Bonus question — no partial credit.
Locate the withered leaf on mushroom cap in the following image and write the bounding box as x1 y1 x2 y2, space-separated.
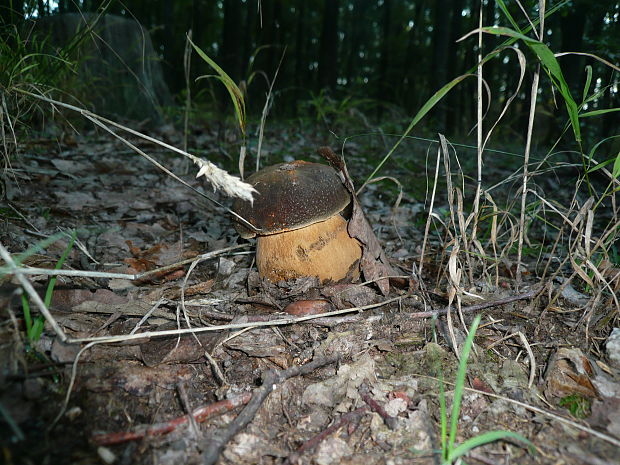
233 160 351 238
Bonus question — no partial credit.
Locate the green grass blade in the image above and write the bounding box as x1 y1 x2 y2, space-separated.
496 0 522 32
448 315 482 453
613 153 620 180
189 37 246 135
44 230 77 307
362 74 471 188
439 358 448 459
21 293 33 337
474 26 580 142
580 108 620 118
31 317 45 342
585 135 620 169
582 65 593 103
446 430 534 463
12 232 69 267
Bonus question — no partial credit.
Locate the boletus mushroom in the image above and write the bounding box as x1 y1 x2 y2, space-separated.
233 160 362 282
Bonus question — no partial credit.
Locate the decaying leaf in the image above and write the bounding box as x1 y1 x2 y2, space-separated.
317 147 396 295
544 347 599 399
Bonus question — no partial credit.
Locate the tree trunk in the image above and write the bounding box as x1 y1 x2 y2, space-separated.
559 0 588 92
345 0 369 86
221 0 242 82
293 0 307 111
242 0 257 77
431 0 452 132
318 0 339 91
402 0 426 113
376 0 392 117
446 0 464 133
0 0 24 25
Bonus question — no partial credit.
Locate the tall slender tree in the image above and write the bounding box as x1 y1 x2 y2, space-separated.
318 0 339 91
221 0 242 82
377 0 392 114
431 0 453 132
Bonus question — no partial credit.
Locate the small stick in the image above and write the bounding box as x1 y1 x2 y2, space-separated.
404 286 541 319
359 383 398 430
177 381 200 439
284 406 369 465
91 392 252 446
201 355 340 465
5 244 249 280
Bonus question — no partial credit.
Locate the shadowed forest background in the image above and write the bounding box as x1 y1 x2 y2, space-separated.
2 0 619 149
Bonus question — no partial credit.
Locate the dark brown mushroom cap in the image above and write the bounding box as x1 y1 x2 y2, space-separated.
233 160 351 238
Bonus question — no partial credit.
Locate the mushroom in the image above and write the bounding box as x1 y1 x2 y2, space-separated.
233 160 362 282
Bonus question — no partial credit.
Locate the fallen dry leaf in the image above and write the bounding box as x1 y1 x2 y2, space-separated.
544 347 599 399
317 147 396 295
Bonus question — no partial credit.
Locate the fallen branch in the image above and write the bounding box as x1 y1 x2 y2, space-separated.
91 392 252 446
201 355 340 465
404 286 542 319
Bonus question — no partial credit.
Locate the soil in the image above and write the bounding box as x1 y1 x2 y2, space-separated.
1 124 619 465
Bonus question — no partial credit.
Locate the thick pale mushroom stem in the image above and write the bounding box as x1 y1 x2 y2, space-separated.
256 214 362 282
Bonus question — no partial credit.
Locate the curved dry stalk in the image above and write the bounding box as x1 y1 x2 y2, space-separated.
516 1 546 285
14 88 256 203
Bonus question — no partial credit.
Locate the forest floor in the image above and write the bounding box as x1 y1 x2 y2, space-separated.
1 121 619 465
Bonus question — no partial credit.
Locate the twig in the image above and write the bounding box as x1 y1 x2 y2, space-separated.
201 355 340 465
284 406 369 465
15 89 256 202
68 296 403 344
4 244 249 280
91 392 252 446
404 287 541 319
177 381 200 439
359 383 397 430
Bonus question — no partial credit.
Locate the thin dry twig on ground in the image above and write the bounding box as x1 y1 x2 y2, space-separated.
359 382 398 430
201 355 340 465
6 244 250 280
91 392 253 446
67 296 404 344
405 286 541 319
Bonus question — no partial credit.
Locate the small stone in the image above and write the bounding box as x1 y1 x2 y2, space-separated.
97 446 116 464
315 437 353 465
384 397 408 417
605 328 620 368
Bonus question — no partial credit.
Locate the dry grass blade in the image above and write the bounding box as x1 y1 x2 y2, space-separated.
255 49 285 174
517 38 542 284
14 89 256 202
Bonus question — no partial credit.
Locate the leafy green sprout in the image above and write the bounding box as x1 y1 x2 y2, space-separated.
559 394 592 419
19 231 77 345
189 37 247 139
434 314 535 464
